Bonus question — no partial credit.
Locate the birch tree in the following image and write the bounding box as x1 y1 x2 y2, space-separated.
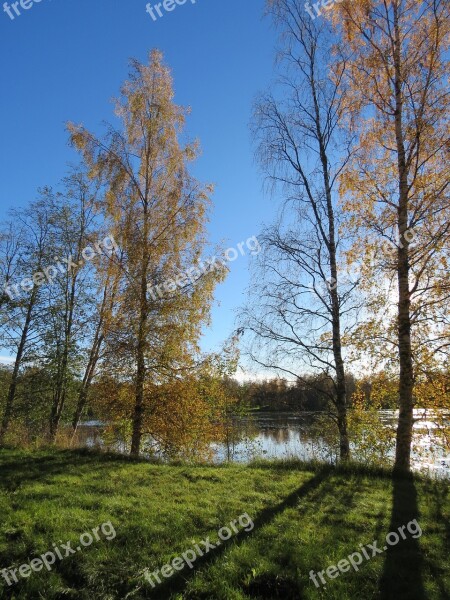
334 0 450 471
0 200 52 445
242 0 359 460
69 50 224 456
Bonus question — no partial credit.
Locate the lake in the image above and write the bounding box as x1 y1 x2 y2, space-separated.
76 410 450 477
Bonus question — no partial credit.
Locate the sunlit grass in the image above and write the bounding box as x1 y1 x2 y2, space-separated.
0 449 448 599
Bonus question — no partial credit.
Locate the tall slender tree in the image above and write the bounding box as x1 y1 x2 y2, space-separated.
69 50 224 456
0 200 52 445
71 249 123 438
41 175 99 441
242 0 358 461
334 0 450 471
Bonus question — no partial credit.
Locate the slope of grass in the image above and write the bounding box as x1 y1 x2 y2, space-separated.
0 449 448 599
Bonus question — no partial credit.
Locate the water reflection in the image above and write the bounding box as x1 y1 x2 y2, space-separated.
74 411 449 477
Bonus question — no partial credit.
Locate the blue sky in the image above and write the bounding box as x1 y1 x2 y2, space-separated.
0 0 280 366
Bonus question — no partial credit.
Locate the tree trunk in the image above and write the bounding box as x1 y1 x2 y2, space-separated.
72 388 88 441
72 279 116 439
71 333 103 440
393 2 414 472
0 292 36 446
131 348 145 457
49 386 68 443
395 244 414 471
131 268 148 456
49 360 69 443
131 203 150 457
329 262 350 460
315 88 350 462
335 357 350 461
48 271 78 443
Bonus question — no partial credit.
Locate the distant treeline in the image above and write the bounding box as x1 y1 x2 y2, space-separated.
2 363 445 430
224 374 399 413
0 367 387 430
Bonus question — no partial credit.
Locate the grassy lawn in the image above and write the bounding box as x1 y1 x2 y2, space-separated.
0 449 448 599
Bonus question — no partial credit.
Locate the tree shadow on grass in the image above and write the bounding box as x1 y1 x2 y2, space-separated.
0 453 76 492
416 478 449 600
142 467 332 600
379 473 425 600
0 448 150 492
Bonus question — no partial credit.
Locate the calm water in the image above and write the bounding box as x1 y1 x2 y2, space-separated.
77 410 450 477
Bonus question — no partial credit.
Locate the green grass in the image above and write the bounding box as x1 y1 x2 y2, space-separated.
0 449 448 599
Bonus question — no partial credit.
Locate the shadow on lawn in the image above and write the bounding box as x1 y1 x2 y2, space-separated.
379 473 425 600
422 479 450 599
147 467 332 599
0 450 131 492
0 454 74 491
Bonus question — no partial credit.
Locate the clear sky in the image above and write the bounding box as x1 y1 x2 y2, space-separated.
0 0 280 365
